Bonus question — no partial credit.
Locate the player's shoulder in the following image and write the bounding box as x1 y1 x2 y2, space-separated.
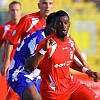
21 11 40 20
67 34 75 44
46 33 55 39
0 21 12 28
67 33 73 39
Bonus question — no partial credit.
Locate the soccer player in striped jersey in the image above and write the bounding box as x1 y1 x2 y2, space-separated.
8 12 55 100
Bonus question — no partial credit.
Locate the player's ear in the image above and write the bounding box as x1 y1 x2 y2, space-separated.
53 22 56 29
69 22 71 27
38 3 40 9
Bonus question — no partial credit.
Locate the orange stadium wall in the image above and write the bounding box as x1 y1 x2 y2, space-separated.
0 74 8 100
73 73 100 98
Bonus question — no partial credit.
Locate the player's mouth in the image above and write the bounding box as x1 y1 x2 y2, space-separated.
62 29 66 32
45 10 49 13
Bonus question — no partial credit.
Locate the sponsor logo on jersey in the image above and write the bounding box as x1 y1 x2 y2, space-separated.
54 61 72 68
63 47 68 50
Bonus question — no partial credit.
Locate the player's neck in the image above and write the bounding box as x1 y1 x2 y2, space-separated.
56 34 67 42
12 18 20 24
40 13 48 20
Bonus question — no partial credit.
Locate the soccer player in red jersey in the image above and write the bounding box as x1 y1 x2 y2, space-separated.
1 0 54 76
0 1 22 100
25 10 100 100
0 1 22 62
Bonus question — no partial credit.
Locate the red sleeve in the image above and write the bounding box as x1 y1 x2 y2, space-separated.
9 16 29 45
0 26 4 47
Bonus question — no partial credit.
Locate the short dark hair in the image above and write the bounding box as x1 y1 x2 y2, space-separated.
54 10 70 21
9 1 21 9
46 12 55 24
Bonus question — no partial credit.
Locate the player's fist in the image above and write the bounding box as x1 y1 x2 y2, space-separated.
43 38 54 51
86 70 100 82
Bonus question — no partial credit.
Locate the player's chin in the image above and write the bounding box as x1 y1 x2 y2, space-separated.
14 17 18 20
61 31 67 36
45 12 50 16
45 11 51 15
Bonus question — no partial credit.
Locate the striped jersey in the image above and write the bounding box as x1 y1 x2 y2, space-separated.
8 29 46 81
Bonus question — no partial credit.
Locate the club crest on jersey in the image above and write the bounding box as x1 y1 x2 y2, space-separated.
12 30 16 36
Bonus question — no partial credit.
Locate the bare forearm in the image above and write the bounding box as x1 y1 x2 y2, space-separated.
25 38 54 72
25 51 45 71
71 59 100 82
75 44 84 63
5 40 13 61
75 43 90 68
1 40 14 76
70 59 83 72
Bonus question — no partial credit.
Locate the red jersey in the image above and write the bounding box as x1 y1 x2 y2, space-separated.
35 34 81 100
10 11 46 45
0 21 17 62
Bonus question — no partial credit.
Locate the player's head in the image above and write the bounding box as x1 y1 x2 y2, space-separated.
44 12 55 36
38 0 54 19
54 10 70 38
9 1 22 22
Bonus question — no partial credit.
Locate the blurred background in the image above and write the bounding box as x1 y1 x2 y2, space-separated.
1 0 100 72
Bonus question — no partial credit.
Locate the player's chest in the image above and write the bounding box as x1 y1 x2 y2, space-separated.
47 42 75 63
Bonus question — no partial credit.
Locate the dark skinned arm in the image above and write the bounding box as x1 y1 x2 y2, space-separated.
71 59 100 82
25 38 54 72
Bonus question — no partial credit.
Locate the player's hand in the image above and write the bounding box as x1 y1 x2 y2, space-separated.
86 70 100 82
1 59 10 76
43 38 54 51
